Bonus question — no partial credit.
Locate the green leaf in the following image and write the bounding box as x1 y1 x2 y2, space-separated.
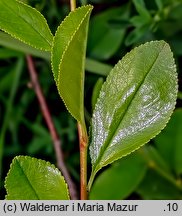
51 5 93 122
0 32 50 60
89 152 147 199
170 37 182 56
89 40 178 187
130 16 149 27
0 0 53 51
85 58 112 76
92 78 104 111
155 0 163 10
0 58 24 176
137 169 182 199
87 5 130 60
141 145 171 174
178 91 182 100
154 109 182 175
125 24 150 46
0 48 22 59
132 0 151 21
5 156 70 200
0 32 111 75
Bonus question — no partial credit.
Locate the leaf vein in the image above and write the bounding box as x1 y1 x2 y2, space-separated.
16 158 40 200
95 42 166 168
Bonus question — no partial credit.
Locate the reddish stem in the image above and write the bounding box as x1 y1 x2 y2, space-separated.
77 122 88 200
26 55 78 199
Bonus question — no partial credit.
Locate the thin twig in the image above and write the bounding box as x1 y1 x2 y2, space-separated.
69 0 89 199
70 0 76 11
77 122 88 200
26 55 78 199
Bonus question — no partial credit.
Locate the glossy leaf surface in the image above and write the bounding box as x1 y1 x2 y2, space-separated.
89 41 178 185
0 0 53 51
92 78 104 111
51 5 93 122
89 152 147 199
5 156 70 200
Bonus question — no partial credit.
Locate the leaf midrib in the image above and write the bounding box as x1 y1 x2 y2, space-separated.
52 7 87 81
58 6 92 76
2 1 52 47
94 42 166 170
16 158 40 199
57 7 92 121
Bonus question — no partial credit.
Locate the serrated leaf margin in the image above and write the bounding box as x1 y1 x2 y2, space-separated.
5 155 70 200
51 5 93 121
89 40 178 188
0 0 53 51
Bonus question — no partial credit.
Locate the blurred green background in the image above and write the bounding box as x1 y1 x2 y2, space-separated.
0 0 182 199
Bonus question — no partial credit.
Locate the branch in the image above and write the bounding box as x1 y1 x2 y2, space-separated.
70 0 76 11
78 122 88 200
26 55 78 199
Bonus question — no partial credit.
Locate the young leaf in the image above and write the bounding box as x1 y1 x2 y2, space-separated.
132 0 151 21
0 0 53 51
89 40 178 187
5 156 70 200
51 5 93 122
